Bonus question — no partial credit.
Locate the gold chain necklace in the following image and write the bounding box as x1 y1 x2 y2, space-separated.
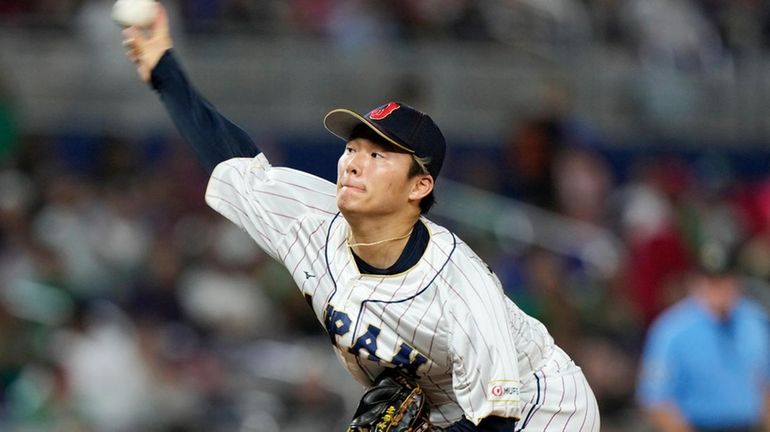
347 228 414 248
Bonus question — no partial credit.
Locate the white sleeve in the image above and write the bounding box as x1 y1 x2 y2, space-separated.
447 265 522 425
204 154 338 261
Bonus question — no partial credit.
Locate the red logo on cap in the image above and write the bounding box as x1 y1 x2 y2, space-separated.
368 102 400 120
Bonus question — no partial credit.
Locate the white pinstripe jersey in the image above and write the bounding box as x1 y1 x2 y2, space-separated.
205 154 558 427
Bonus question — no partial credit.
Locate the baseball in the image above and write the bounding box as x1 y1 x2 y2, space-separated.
112 0 157 28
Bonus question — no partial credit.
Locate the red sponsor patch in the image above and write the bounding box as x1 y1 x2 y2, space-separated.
491 385 504 397
489 382 519 400
367 102 400 120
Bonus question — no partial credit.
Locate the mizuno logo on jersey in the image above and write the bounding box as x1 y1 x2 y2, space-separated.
304 271 316 279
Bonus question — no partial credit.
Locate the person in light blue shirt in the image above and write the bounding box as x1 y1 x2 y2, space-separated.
637 241 770 432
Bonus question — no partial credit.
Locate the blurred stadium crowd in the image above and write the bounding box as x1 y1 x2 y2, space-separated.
2 0 770 52
2 1 770 431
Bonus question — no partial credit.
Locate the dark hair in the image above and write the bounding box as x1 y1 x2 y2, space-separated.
348 124 393 149
348 124 435 214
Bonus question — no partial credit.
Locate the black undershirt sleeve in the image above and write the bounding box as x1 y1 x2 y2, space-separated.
150 49 260 173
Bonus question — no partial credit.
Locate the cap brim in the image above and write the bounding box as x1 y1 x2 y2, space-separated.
323 109 414 154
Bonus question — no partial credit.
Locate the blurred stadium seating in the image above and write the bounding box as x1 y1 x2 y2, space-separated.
1 1 770 431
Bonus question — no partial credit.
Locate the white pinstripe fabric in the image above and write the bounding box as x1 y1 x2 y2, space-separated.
515 347 600 431
205 155 600 429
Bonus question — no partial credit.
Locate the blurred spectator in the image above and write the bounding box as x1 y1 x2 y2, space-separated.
28 0 81 29
288 0 334 36
553 146 614 225
498 247 579 346
576 336 639 430
178 218 277 340
623 0 726 70
502 115 564 210
220 0 279 33
583 0 628 48
637 239 770 432
513 0 592 44
734 177 770 283
445 2 493 41
699 0 764 58
124 238 187 325
621 0 728 131
53 302 156 431
326 0 396 50
31 170 110 299
184 0 225 30
615 158 693 327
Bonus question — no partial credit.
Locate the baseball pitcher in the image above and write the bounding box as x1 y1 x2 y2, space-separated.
121 5 600 431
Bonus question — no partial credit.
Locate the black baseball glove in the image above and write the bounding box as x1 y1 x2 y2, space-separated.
346 369 432 432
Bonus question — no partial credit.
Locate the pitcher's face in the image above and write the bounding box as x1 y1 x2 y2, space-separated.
336 138 417 218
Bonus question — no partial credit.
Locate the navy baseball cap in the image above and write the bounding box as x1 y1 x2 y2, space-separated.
323 101 446 179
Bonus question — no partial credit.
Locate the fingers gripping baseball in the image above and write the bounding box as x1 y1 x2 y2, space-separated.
121 4 172 82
